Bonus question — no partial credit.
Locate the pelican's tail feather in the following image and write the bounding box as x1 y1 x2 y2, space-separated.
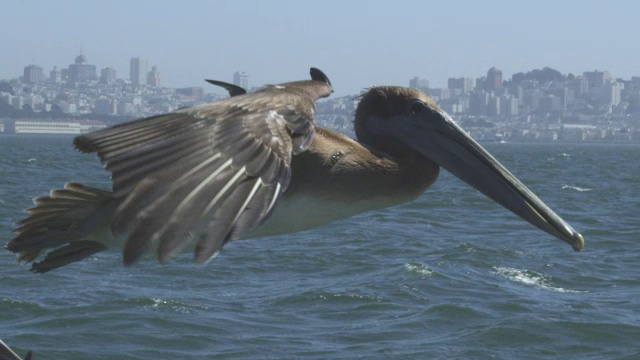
6 182 116 273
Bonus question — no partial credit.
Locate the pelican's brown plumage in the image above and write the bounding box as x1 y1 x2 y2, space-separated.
6 68 584 273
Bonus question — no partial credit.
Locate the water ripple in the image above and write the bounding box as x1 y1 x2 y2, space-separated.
1 138 639 359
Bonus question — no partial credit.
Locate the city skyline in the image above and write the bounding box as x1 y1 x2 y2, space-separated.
2 57 638 142
3 1 640 97
8 50 638 97
3 57 637 119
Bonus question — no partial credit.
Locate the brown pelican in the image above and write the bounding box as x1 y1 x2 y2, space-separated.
6 68 584 273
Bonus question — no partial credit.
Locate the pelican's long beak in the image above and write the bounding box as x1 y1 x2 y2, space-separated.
390 110 584 251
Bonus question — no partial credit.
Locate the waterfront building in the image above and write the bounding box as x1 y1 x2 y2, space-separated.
1 120 107 135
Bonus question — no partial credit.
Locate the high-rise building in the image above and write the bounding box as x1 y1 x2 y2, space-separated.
469 91 490 115
130 57 148 86
487 95 501 116
573 76 589 96
485 67 503 91
426 88 451 101
562 87 575 107
233 71 249 89
599 82 622 106
23 65 45 84
448 77 475 93
500 95 519 116
49 66 62 83
68 54 97 83
147 66 161 87
100 67 117 84
583 70 611 88
522 89 542 110
409 76 429 91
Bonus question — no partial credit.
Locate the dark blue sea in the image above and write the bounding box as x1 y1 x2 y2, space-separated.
0 135 638 359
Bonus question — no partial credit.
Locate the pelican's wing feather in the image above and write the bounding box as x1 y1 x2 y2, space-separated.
74 87 320 264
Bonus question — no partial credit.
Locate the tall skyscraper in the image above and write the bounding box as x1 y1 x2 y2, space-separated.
147 66 161 87
23 65 45 84
485 67 503 91
233 71 249 89
130 57 148 86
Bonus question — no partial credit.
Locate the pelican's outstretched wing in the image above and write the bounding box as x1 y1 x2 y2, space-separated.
74 68 332 264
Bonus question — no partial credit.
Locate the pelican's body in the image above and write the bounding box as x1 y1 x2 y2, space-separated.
248 126 438 238
7 68 583 273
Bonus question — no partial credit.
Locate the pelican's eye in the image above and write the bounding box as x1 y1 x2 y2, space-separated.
410 100 427 114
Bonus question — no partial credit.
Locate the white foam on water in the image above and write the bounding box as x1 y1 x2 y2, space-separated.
493 266 584 293
405 263 434 276
562 185 593 192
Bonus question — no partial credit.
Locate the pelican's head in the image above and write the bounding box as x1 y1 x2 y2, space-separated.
355 86 584 251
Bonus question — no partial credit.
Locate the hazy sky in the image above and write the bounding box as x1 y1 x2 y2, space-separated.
3 0 638 96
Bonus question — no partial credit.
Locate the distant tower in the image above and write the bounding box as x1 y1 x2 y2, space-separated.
147 66 161 87
233 71 249 90
130 57 148 86
485 67 503 91
23 64 45 84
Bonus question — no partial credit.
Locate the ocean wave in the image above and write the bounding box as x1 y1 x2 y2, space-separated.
404 263 434 276
562 185 593 192
113 297 212 314
493 267 584 293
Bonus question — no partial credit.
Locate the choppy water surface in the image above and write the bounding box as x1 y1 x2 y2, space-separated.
0 136 638 359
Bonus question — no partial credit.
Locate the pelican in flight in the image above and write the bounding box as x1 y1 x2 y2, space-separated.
6 68 584 273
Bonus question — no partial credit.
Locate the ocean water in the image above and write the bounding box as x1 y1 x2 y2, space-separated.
0 135 638 359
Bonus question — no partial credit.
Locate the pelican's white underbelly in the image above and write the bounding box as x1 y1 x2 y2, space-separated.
242 191 407 240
